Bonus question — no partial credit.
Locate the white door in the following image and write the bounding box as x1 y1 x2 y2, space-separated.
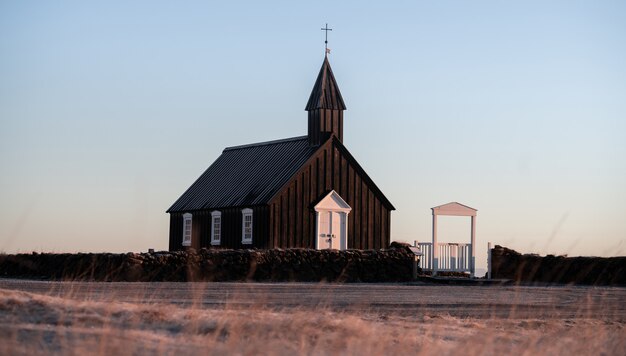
317 211 345 250
318 211 332 249
330 212 341 249
339 213 347 250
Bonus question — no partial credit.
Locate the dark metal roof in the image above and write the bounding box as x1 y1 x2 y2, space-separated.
167 136 318 212
305 56 347 111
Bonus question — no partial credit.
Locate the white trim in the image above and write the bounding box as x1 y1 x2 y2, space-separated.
314 211 320 250
313 190 352 213
340 212 347 250
241 208 253 245
182 213 192 247
210 211 221 246
432 202 477 217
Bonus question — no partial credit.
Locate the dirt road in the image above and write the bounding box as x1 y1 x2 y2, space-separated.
1 279 624 319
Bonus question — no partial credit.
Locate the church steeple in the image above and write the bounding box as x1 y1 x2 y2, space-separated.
306 56 346 146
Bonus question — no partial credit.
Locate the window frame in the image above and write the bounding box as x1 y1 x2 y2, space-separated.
210 211 222 246
241 208 253 245
182 213 193 247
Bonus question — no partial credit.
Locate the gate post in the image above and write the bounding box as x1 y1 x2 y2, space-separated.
487 242 492 279
432 214 438 276
470 215 476 277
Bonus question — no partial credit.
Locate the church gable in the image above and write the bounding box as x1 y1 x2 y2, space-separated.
267 136 394 250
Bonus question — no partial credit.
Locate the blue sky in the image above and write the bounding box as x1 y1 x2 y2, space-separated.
1 1 625 267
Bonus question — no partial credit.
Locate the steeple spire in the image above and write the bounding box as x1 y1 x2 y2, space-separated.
306 56 346 146
306 56 346 111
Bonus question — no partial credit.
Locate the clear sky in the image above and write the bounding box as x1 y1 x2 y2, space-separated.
1 1 625 269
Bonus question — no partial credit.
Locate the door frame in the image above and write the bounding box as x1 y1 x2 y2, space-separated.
314 190 352 250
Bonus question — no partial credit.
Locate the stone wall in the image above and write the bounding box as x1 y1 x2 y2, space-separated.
491 245 626 285
0 242 416 282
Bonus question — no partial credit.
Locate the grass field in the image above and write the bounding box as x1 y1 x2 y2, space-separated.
1 280 624 355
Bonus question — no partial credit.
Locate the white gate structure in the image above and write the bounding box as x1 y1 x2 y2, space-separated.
416 202 477 277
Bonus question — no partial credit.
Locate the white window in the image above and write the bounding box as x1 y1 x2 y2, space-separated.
182 213 192 246
211 211 222 245
241 208 253 244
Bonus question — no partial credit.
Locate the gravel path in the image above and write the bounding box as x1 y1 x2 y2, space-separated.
1 279 624 319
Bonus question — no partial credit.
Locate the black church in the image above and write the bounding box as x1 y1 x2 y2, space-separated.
167 55 394 251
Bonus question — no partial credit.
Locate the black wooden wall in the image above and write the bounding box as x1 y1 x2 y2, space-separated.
268 138 392 250
169 206 270 251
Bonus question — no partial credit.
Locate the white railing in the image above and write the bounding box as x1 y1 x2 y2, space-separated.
417 242 433 270
416 242 472 272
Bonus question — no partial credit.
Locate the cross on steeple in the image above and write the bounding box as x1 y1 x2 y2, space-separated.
321 23 332 54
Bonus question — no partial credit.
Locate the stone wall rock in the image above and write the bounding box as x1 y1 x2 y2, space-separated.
491 245 626 285
0 247 415 282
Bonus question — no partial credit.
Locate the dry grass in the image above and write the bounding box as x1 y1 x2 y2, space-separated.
0 284 624 355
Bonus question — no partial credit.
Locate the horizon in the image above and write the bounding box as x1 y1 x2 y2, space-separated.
1 1 625 269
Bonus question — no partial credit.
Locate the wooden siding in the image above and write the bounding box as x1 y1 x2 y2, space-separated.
169 206 270 251
308 109 343 145
268 138 392 249
169 214 183 251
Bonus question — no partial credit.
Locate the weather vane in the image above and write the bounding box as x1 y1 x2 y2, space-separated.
321 23 332 54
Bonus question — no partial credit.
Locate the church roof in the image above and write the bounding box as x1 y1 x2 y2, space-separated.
305 56 347 111
167 136 318 212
